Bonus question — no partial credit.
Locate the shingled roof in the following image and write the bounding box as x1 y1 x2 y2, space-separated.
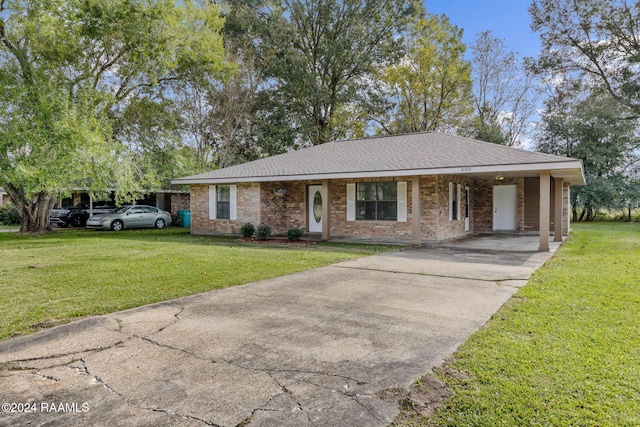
173 132 585 185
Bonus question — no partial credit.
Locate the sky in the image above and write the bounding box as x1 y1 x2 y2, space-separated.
425 1 541 60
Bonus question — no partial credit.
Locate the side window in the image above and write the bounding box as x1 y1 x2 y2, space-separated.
209 185 237 220
217 185 231 219
449 182 458 221
143 207 157 213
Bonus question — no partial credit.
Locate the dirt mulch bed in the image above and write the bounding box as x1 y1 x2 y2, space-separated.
239 237 317 245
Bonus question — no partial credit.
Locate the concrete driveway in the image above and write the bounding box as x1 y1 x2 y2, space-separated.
0 245 554 426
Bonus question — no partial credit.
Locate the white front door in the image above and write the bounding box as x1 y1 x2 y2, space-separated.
308 185 323 233
493 185 516 231
464 186 470 232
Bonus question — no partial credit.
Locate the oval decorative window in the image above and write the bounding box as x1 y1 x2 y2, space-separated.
313 191 322 223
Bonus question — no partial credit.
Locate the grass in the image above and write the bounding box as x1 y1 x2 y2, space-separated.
0 227 394 342
398 222 640 427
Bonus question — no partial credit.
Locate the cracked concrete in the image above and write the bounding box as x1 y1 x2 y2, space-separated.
0 244 555 426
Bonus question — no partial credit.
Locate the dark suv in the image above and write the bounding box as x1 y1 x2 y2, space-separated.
49 201 116 228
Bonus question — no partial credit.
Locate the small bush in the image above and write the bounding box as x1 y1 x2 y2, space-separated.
0 203 20 225
255 224 272 241
240 222 255 238
286 226 304 241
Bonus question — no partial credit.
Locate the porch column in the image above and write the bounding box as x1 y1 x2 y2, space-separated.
554 178 564 242
566 184 571 234
539 171 551 251
411 176 421 245
321 180 330 241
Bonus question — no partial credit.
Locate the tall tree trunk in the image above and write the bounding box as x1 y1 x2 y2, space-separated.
572 207 578 222
586 206 594 222
4 184 56 233
578 208 586 222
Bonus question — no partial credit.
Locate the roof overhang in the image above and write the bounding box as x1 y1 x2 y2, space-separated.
172 160 586 186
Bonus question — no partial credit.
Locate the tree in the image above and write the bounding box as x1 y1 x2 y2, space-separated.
248 0 421 145
536 84 640 220
468 31 537 147
379 14 473 134
0 0 231 233
530 0 640 117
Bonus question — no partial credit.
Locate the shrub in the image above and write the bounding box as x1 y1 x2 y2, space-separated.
286 226 304 241
0 203 20 225
255 224 271 241
240 222 255 238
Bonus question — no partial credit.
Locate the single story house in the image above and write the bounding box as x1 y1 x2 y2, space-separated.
173 132 585 251
0 187 7 205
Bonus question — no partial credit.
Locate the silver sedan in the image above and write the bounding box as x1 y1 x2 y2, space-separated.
86 205 172 231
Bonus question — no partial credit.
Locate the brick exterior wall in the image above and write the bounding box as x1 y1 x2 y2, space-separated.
169 193 190 215
190 183 261 235
472 177 525 233
260 182 307 231
329 177 413 240
189 174 571 242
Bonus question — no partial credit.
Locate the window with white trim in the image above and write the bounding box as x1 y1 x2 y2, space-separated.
449 182 458 221
356 182 397 220
347 182 406 222
209 185 237 220
217 185 231 219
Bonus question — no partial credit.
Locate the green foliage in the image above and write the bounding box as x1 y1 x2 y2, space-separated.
0 202 19 225
0 0 232 232
380 13 473 134
404 223 640 427
286 226 304 241
240 222 256 238
536 86 639 218
530 0 640 117
255 224 272 241
245 0 422 144
0 228 395 341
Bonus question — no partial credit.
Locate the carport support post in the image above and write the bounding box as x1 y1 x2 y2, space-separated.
321 180 330 241
411 176 421 245
554 178 564 242
539 171 551 251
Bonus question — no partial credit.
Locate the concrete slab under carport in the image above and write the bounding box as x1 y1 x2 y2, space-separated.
0 245 556 427
434 233 563 253
318 233 563 254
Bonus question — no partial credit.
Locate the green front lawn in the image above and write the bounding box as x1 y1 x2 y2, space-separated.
400 222 640 427
0 228 394 342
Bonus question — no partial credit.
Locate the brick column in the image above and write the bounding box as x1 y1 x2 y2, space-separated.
539 171 550 251
554 178 564 242
321 180 330 241
411 176 421 245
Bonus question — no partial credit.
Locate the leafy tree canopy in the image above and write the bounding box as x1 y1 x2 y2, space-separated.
530 0 640 116
379 13 472 134
242 0 423 145
536 85 640 218
0 0 232 232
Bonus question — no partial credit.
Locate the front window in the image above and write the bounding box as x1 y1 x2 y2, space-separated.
217 185 231 219
356 182 397 220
